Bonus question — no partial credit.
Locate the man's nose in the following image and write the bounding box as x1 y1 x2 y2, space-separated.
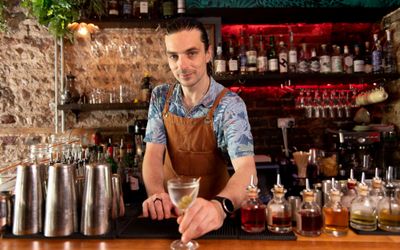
177 55 189 69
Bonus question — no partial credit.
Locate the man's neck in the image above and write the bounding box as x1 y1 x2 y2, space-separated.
181 76 211 110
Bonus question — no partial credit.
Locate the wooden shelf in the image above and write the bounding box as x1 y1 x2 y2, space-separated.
80 17 169 29
214 73 400 86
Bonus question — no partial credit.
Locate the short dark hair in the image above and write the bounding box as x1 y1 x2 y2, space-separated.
166 17 212 76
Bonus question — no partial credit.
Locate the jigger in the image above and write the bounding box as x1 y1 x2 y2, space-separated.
13 163 43 235
44 163 78 237
81 163 112 236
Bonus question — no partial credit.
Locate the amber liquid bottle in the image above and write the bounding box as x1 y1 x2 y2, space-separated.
323 178 349 236
241 176 266 233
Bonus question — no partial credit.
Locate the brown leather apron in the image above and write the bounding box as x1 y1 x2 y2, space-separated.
162 84 230 200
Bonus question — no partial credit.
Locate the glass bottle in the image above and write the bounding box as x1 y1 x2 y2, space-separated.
296 179 323 236
227 38 238 75
278 41 288 73
161 0 175 19
377 167 400 232
343 45 354 74
267 174 292 233
372 33 383 74
214 42 226 76
370 168 384 209
108 0 120 16
383 29 397 74
238 30 247 75
331 45 343 73
319 44 331 73
364 41 372 73
297 43 310 73
177 0 186 16
138 0 149 19
288 30 297 73
122 0 133 18
341 169 357 210
241 175 266 233
246 35 257 74
309 48 320 73
350 172 377 231
268 36 278 72
323 178 349 236
257 34 268 74
353 44 365 73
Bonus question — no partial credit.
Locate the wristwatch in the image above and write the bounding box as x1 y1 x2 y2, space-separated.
212 196 235 216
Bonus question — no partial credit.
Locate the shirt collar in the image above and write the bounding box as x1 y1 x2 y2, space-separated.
172 77 219 109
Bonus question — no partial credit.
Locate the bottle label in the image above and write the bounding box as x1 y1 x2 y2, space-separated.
163 2 174 16
298 60 309 73
268 58 278 72
310 60 320 72
320 55 331 73
109 0 119 16
354 60 365 72
289 50 297 64
246 50 257 64
257 56 268 72
177 0 186 13
214 60 226 73
372 51 382 73
240 54 247 72
279 53 288 73
331 56 343 73
123 3 132 15
228 59 238 72
129 176 139 191
140 2 148 13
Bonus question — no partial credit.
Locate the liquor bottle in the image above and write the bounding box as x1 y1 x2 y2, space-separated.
267 174 292 233
288 31 297 73
238 30 247 75
370 168 384 209
350 172 377 231
177 0 186 16
106 138 119 173
323 178 349 236
372 33 383 74
278 41 288 73
297 43 310 73
138 0 149 19
319 44 331 73
132 0 140 18
268 36 279 73
214 43 226 76
383 29 397 74
122 0 133 18
296 179 323 236
227 38 238 75
161 0 175 19
377 167 400 232
341 169 358 210
241 175 266 233
331 45 343 73
122 143 135 205
364 41 372 73
343 45 354 74
108 0 120 16
353 44 365 73
257 34 268 74
310 48 320 73
148 0 159 19
246 35 257 73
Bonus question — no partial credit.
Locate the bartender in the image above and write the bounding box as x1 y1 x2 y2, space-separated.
141 17 257 243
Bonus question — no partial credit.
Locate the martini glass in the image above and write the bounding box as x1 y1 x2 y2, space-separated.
167 177 200 250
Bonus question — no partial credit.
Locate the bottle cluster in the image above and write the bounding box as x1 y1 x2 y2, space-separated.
240 169 400 236
214 29 397 76
106 0 185 19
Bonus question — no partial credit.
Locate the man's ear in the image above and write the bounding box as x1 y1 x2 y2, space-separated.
206 45 213 63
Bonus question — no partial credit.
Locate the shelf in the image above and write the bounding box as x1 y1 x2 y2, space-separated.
214 73 400 86
187 7 398 24
80 17 168 29
58 103 149 121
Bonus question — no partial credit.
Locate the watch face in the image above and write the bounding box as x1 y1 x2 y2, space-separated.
223 198 234 213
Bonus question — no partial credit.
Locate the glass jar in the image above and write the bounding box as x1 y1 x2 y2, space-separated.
267 177 292 233
241 177 266 233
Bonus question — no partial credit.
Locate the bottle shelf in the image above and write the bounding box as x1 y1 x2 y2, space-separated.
213 73 400 86
80 17 169 29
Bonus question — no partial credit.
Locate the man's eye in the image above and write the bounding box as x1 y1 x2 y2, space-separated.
169 55 178 60
188 52 197 57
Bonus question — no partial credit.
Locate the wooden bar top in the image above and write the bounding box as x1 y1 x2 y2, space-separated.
1 230 399 250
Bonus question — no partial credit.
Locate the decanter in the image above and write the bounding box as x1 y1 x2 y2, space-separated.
323 177 349 236
241 175 266 233
296 178 323 236
341 169 358 210
350 172 377 231
267 174 292 233
370 168 384 209
377 166 400 232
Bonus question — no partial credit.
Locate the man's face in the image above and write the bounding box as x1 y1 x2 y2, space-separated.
165 29 211 88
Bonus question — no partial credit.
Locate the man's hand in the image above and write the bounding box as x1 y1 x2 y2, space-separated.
142 192 178 220
177 198 225 243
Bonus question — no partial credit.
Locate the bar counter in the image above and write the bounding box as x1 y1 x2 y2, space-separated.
1 230 399 250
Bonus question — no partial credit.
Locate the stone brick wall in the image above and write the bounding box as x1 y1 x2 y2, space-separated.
1 4 400 170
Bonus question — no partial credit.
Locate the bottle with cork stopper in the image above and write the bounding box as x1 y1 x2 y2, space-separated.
296 178 323 236
267 173 292 233
240 175 266 233
350 172 377 231
370 168 384 209
341 168 358 210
